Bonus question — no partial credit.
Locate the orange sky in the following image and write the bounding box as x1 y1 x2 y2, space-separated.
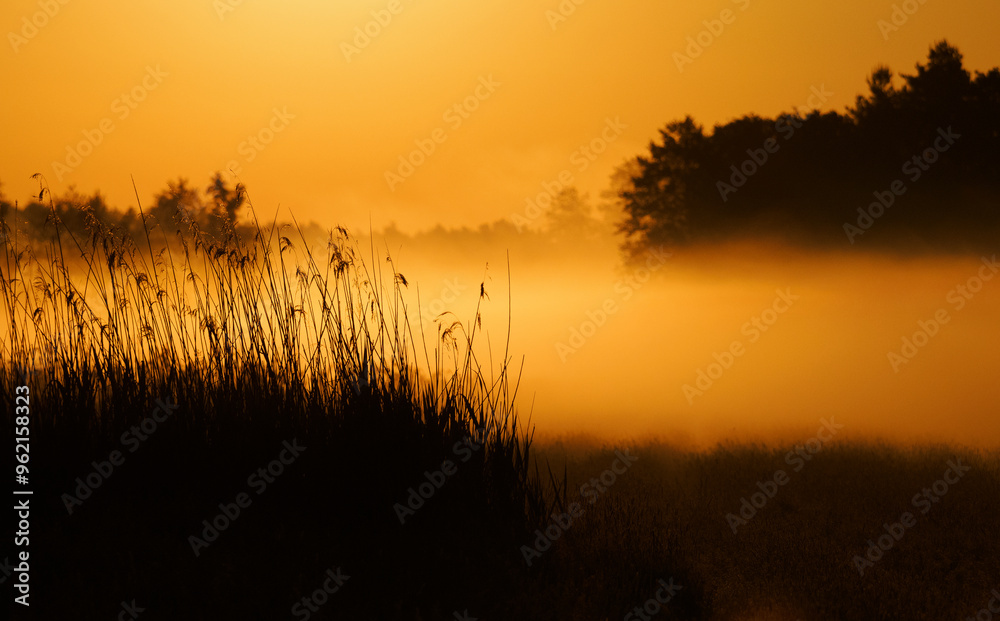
2 0 999 232
4 1 1000 448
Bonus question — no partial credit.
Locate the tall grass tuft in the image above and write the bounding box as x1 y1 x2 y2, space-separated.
1 180 551 618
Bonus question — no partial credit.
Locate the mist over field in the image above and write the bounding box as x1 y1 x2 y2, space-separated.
368 229 1000 449
8 184 997 449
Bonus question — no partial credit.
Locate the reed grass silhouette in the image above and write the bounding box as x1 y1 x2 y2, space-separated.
1 177 554 618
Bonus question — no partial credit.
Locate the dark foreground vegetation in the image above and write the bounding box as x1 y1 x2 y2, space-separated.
1 188 555 619
532 439 1000 620
3 189 998 620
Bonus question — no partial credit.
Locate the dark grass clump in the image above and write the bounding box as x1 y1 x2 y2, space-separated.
1 182 553 619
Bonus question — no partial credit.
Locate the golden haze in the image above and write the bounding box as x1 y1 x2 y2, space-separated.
2 0 999 447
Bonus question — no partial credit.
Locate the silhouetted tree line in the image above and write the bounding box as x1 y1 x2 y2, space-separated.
617 41 1000 258
0 172 620 267
0 173 251 246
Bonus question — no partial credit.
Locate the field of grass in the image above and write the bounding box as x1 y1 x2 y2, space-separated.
530 439 1000 620
3 189 998 620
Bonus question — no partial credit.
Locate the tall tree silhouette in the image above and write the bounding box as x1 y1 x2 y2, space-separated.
617 40 1000 259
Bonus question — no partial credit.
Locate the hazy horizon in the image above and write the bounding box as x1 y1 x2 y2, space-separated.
4 0 1000 235
5 183 999 448
375 235 1000 449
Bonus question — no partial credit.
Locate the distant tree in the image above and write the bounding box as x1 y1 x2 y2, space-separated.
207 172 244 224
618 117 706 254
150 178 205 236
851 64 897 125
3 176 255 246
614 40 1000 257
600 158 640 222
544 187 605 242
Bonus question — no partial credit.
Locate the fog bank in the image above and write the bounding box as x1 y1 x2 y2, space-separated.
382 234 1000 449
